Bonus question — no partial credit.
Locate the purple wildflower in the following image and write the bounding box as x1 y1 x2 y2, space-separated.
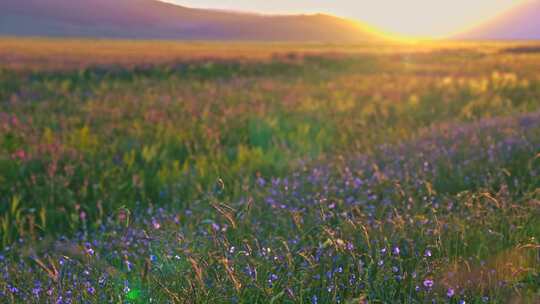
8 285 18 294
423 279 434 289
125 260 133 271
268 273 279 287
152 218 161 229
123 280 130 293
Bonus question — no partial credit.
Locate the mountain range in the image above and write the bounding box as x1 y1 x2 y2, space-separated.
0 0 377 41
1 0 539 41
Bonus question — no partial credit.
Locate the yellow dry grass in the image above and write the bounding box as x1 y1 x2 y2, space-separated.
1 37 539 71
439 244 539 301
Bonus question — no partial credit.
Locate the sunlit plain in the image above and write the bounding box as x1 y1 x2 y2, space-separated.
0 39 539 303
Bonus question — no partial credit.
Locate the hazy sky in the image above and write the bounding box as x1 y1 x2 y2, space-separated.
167 0 526 37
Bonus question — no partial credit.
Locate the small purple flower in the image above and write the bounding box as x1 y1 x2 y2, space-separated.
268 273 279 284
447 288 455 298
125 260 133 271
349 274 356 285
123 280 130 293
7 285 18 294
268 273 278 287
424 249 432 257
311 295 318 304
84 242 95 256
87 286 96 294
423 279 434 289
326 270 333 280
244 265 256 278
393 246 400 255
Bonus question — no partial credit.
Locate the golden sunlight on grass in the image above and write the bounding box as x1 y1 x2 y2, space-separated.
2 38 538 71
440 244 539 300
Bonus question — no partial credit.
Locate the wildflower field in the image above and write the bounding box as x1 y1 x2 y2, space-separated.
0 39 539 303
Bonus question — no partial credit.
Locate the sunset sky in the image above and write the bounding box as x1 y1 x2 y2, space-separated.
169 0 526 38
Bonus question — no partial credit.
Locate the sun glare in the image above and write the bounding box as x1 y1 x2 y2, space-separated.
171 0 526 38
351 0 525 38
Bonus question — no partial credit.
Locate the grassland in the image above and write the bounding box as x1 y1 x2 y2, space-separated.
0 39 539 303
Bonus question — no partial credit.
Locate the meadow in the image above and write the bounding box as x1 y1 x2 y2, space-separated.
0 38 539 303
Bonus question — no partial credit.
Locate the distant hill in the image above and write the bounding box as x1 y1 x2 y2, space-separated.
0 0 378 41
456 0 540 40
